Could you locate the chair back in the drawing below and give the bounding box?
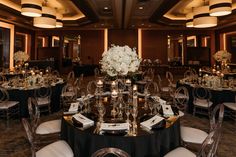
[173,86,189,112]
[192,86,212,100]
[0,74,6,84]
[144,81,160,96]
[166,71,174,83]
[91,147,131,157]
[197,124,222,157]
[21,118,36,157]
[67,71,75,84]
[184,69,194,78]
[87,81,98,95]
[61,84,77,102]
[94,68,100,78]
[27,97,40,131]
[210,103,224,130]
[0,87,9,102]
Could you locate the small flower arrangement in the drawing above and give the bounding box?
[213,50,231,62]
[13,51,29,62]
[100,45,141,77]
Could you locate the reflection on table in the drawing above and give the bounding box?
[61,94,181,157]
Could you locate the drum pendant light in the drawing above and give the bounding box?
[21,0,43,17]
[186,12,194,27]
[34,6,56,28]
[209,0,232,16]
[193,6,217,28]
[56,12,63,28]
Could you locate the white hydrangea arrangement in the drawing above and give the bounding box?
[213,50,231,62]
[100,45,141,77]
[13,51,29,62]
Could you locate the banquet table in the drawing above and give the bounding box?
[5,81,65,117]
[61,112,180,157]
[177,80,236,113]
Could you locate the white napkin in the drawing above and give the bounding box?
[76,94,94,101]
[162,104,174,117]
[68,102,79,112]
[140,115,164,130]
[72,113,94,127]
[100,122,129,131]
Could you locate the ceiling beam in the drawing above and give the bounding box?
[149,0,180,24]
[123,0,135,29]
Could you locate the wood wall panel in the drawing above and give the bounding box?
[36,30,104,65]
[142,30,168,64]
[108,29,138,49]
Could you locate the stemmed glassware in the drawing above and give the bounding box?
[97,105,106,122]
[130,107,138,136]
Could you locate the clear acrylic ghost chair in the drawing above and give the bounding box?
[91,147,131,157]
[172,86,189,117]
[0,87,19,126]
[166,71,176,88]
[164,124,222,157]
[181,103,224,145]
[223,95,236,122]
[87,81,98,95]
[22,118,73,157]
[28,97,61,142]
[192,86,213,118]
[34,86,52,114]
[67,71,75,85]
[73,73,84,96]
[184,69,194,79]
[60,84,78,111]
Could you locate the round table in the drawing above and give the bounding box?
[4,81,65,117]
[61,110,180,157]
[177,81,236,113]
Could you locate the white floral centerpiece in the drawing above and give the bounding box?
[213,50,231,62]
[100,45,141,77]
[14,51,29,62]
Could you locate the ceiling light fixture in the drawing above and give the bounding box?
[186,12,194,27]
[56,12,63,28]
[139,6,144,10]
[193,6,217,28]
[33,6,56,28]
[209,0,232,16]
[21,0,43,17]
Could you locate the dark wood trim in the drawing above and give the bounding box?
[149,0,180,23]
[121,0,126,29]
[71,0,99,23]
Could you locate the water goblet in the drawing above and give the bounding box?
[98,105,106,122]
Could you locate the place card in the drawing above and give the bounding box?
[162,104,174,117]
[72,113,94,128]
[140,115,164,130]
[68,102,79,112]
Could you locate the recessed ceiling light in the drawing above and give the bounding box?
[141,23,144,26]
[139,6,144,10]
[104,7,109,10]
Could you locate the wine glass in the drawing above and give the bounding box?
[148,101,154,115]
[125,105,130,123]
[98,105,106,122]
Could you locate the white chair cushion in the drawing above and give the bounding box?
[164,147,196,157]
[36,140,73,157]
[178,110,185,117]
[224,102,236,111]
[61,92,76,97]
[37,97,50,106]
[162,87,170,92]
[193,98,213,108]
[36,119,61,135]
[0,101,18,109]
[181,126,208,144]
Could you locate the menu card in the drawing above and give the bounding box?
[140,115,164,130]
[72,113,94,127]
[100,122,129,131]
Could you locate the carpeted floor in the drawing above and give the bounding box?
[0,75,235,157]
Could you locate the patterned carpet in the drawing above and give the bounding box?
[0,75,235,157]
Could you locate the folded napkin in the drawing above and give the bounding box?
[68,102,79,112]
[72,113,94,128]
[151,96,166,105]
[162,104,174,117]
[140,115,165,130]
[76,94,94,101]
[100,122,129,131]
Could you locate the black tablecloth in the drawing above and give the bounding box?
[7,83,65,117]
[61,117,180,157]
[177,81,236,113]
